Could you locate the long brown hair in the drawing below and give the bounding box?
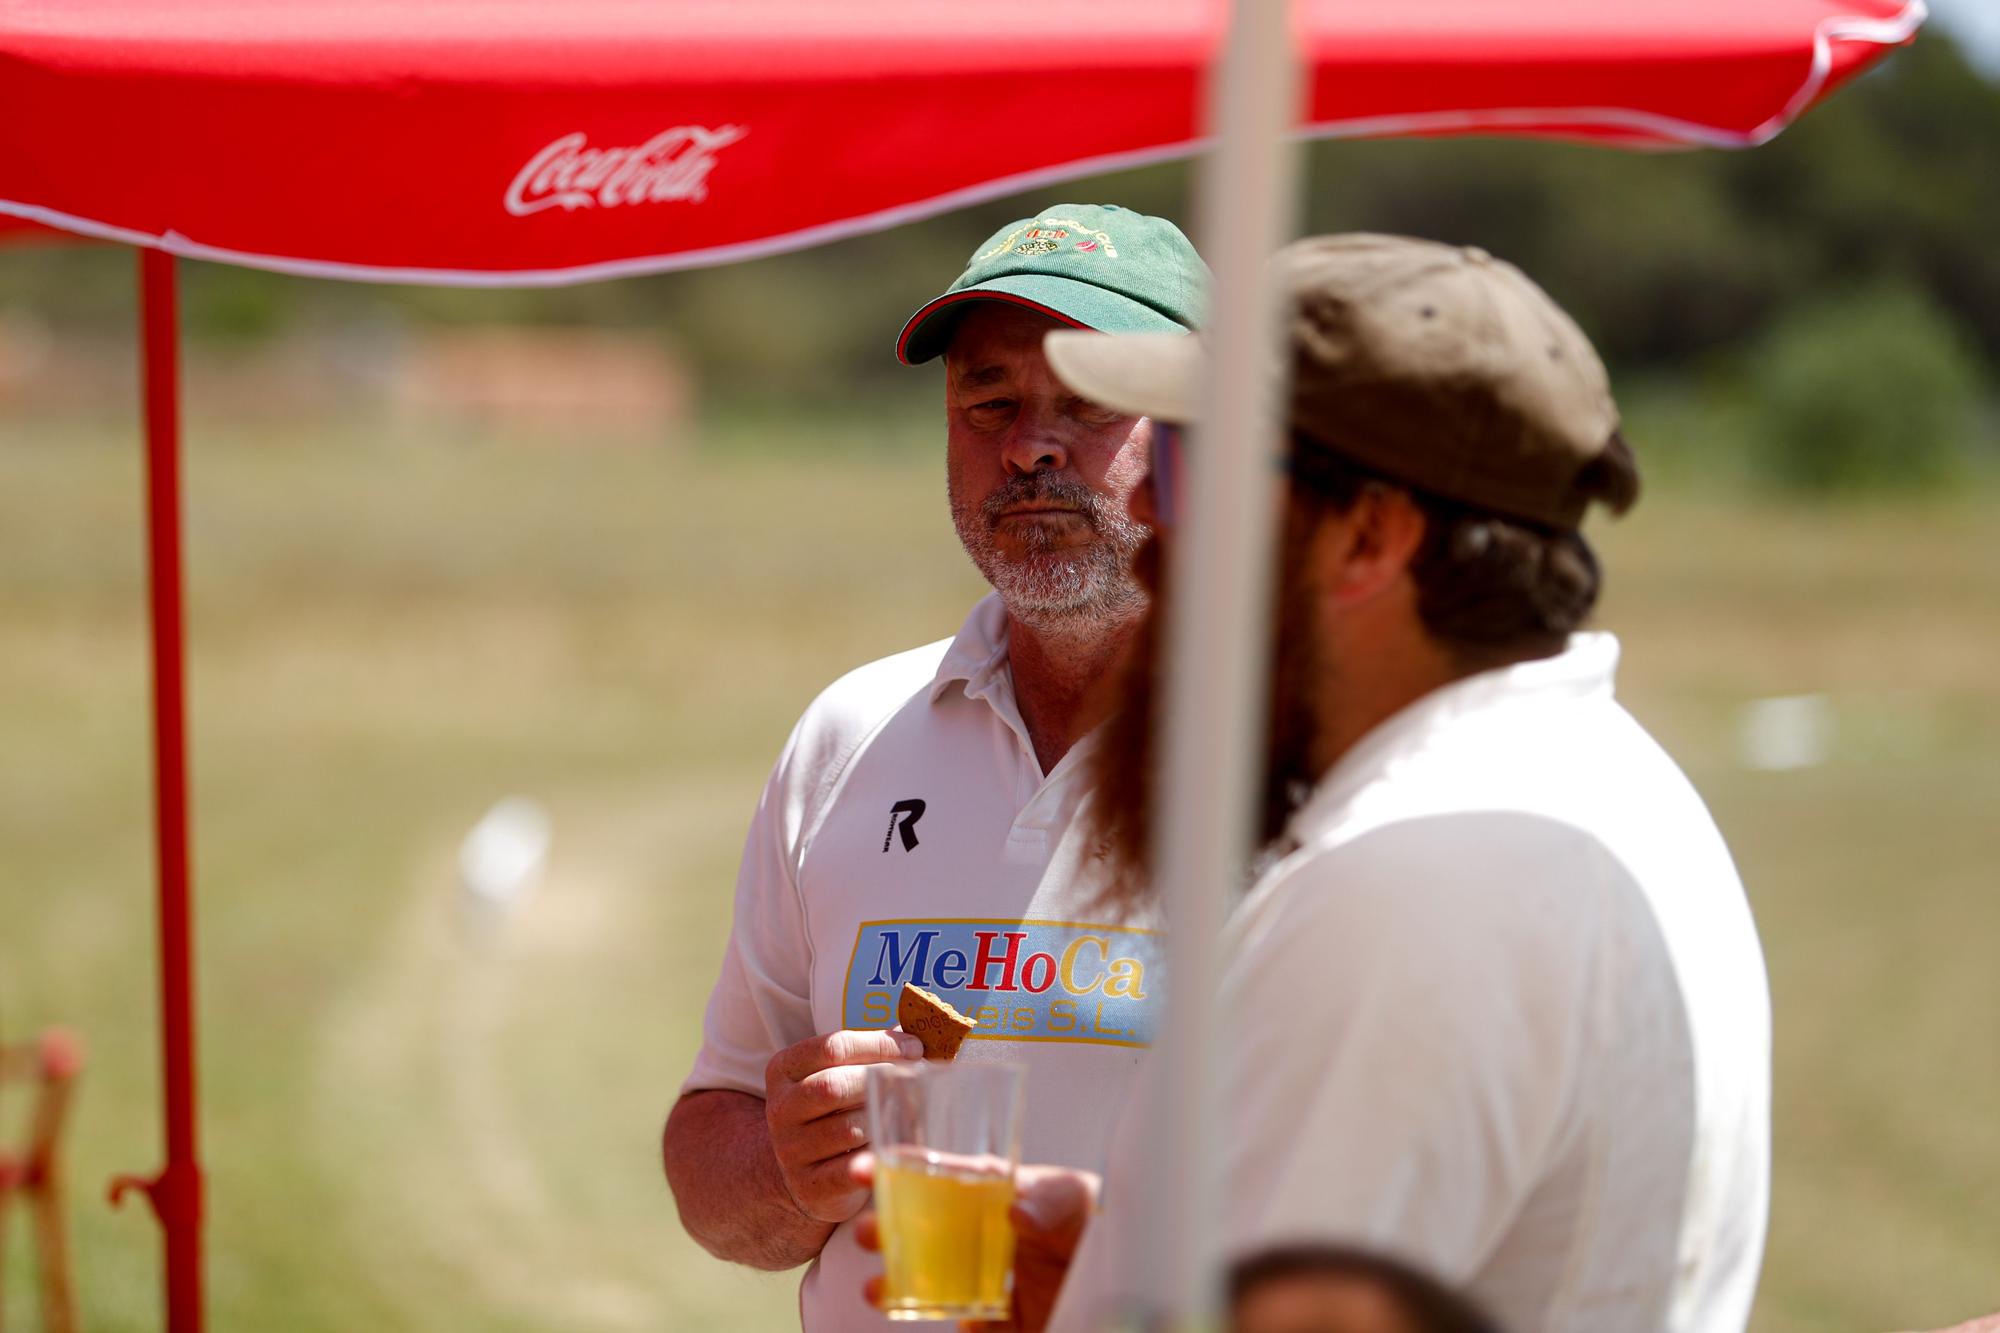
[1086,496,1326,916]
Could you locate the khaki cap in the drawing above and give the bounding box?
[1044,233,1626,530]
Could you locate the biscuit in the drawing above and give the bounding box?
[897,982,977,1061]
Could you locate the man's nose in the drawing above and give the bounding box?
[999,418,1069,476]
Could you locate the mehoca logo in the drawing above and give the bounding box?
[843,920,1161,1048]
[504,126,747,217]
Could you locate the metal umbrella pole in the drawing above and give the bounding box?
[1134,0,1302,1326]
[108,248,206,1333]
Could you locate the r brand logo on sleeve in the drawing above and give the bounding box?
[842,919,1159,1048]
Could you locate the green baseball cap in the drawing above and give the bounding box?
[895,203,1208,365]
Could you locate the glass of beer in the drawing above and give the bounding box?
[866,1061,1026,1322]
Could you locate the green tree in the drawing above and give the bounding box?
[1744,281,1986,493]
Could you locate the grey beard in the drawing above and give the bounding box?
[952,473,1149,627]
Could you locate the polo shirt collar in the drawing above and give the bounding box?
[1283,631,1622,848]
[926,593,1111,791]
[928,591,1014,707]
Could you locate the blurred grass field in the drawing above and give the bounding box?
[2,404,1998,1333]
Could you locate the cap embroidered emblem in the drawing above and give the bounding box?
[975,217,1119,263]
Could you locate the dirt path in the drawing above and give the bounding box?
[311,781,751,1331]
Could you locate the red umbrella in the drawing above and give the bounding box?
[4,0,1920,282]
[0,3,1923,1330]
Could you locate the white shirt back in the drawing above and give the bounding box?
[1050,633,1771,1333]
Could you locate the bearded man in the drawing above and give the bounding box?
[1023,234,1774,1333]
[662,203,1207,1331]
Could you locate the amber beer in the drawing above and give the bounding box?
[866,1062,1027,1322]
[874,1147,1015,1320]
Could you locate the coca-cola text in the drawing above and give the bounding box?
[504,126,747,217]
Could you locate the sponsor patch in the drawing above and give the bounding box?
[843,918,1160,1048]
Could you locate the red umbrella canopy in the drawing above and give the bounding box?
[1,0,1921,285]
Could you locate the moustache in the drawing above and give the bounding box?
[980,474,1105,528]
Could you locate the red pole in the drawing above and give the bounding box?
[115,246,205,1333]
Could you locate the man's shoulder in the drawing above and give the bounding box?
[1227,813,1653,1059]
[1263,809,1631,937]
[793,636,956,749]
[788,596,1004,756]
[752,632,963,853]
[1337,693,1724,870]
[1247,791,1744,1018]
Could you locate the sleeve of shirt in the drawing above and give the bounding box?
[1217,811,1616,1280]
[679,724,822,1100]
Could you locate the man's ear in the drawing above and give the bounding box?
[1314,485,1427,608]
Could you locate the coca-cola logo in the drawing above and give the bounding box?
[505,126,747,217]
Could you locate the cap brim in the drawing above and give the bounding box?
[896,273,1190,365]
[1043,330,1203,422]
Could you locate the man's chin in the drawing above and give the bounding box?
[989,571,1135,624]
[987,548,1085,588]
[993,587,1099,622]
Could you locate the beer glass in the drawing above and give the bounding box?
[865,1061,1026,1322]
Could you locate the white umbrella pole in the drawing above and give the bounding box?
[1133,0,1301,1326]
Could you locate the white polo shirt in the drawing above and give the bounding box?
[683,593,1162,1333]
[1050,633,1771,1333]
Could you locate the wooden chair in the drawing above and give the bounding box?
[0,1030,82,1333]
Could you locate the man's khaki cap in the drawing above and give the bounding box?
[1044,233,1627,530]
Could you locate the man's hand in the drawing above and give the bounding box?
[854,1158,1099,1333]
[997,1164,1098,1332]
[764,1028,926,1224]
